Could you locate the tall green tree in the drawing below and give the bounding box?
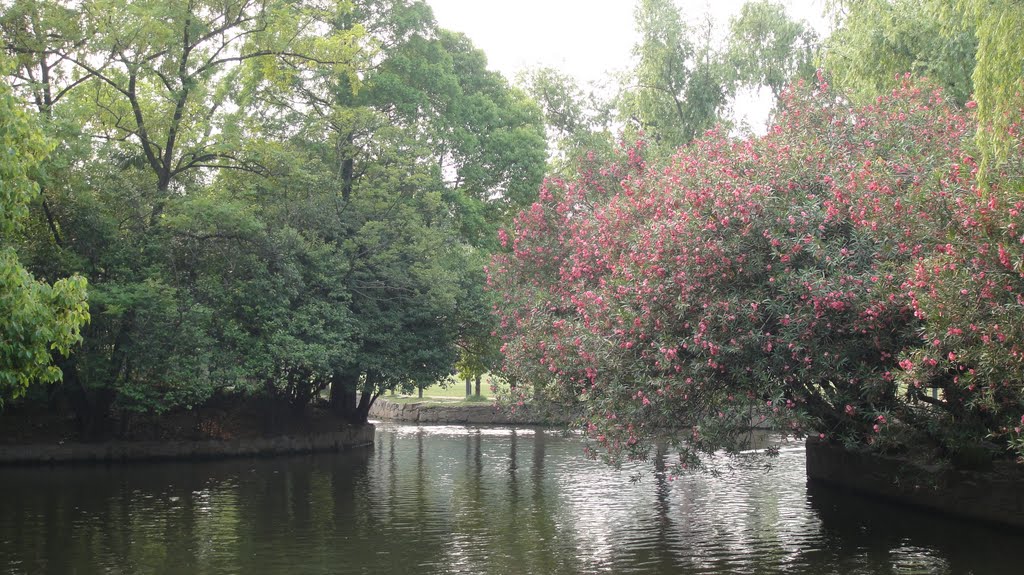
[4,0,363,211]
[232,0,546,423]
[1,0,363,428]
[0,69,88,402]
[825,0,1024,181]
[726,0,817,99]
[823,0,976,106]
[156,155,356,415]
[951,0,1024,179]
[324,4,544,421]
[433,30,547,246]
[1,0,544,431]
[517,66,616,176]
[618,0,730,152]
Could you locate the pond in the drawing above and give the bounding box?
[0,422,1020,574]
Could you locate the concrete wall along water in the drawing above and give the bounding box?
[0,425,374,464]
[369,398,568,425]
[805,437,1024,529]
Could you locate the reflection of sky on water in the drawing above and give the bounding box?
[370,422,1017,575]
[0,422,1020,574]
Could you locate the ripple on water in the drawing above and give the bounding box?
[1,424,1022,575]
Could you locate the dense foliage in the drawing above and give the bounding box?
[825,0,1024,182]
[491,77,1024,467]
[1,61,88,400]
[617,0,815,154]
[5,0,1021,467]
[824,0,976,107]
[0,0,544,431]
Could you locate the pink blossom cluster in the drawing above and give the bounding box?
[490,77,1024,464]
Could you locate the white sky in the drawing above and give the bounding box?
[426,0,833,132]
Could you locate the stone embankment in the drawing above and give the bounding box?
[0,425,374,465]
[805,437,1024,529]
[369,398,567,425]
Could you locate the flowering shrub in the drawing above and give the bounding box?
[491,75,1024,466]
[895,121,1024,462]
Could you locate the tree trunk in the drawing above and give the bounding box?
[474,374,482,397]
[59,357,117,439]
[339,130,355,202]
[341,157,354,201]
[465,374,472,397]
[118,409,132,438]
[352,371,380,424]
[330,369,360,421]
[60,358,90,431]
[40,192,63,247]
[353,392,375,424]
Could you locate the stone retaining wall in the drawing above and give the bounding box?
[805,437,1024,529]
[0,425,374,465]
[369,399,567,425]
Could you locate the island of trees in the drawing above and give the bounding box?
[1,0,548,437]
[2,0,1023,473]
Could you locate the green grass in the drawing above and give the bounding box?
[388,374,507,401]
[382,396,493,406]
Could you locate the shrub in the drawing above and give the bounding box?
[491,75,1024,466]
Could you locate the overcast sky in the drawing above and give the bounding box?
[426,0,833,132]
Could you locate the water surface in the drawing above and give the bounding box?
[0,422,1019,574]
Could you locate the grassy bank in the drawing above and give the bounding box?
[386,374,507,403]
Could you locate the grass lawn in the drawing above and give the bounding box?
[387,374,506,401]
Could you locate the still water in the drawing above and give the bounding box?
[0,422,1020,575]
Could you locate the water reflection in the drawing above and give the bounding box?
[806,482,1014,574]
[0,423,1021,574]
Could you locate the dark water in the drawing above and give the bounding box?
[0,422,1020,575]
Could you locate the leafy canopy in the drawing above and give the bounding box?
[1,67,88,400]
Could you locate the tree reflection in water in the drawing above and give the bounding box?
[0,424,1021,574]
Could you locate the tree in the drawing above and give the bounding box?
[224,0,546,423]
[1,0,545,431]
[433,30,547,247]
[517,66,616,175]
[618,0,730,152]
[726,0,818,99]
[160,172,356,415]
[331,160,463,422]
[1,0,363,427]
[825,0,1024,184]
[492,77,1024,467]
[452,248,503,398]
[951,0,1024,179]
[3,0,363,215]
[0,69,88,402]
[823,0,976,106]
